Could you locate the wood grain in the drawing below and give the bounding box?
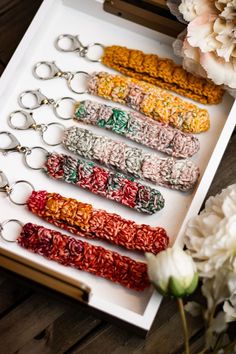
[0,278,32,318]
[206,133,236,198]
[16,309,102,354]
[0,0,42,64]
[0,293,68,353]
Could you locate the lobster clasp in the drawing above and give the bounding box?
[33,61,64,80]
[0,171,10,192]
[8,110,36,130]
[0,131,21,154]
[55,34,85,53]
[18,89,51,110]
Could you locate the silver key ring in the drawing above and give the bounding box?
[0,131,48,170]
[67,71,90,94]
[18,89,77,120]
[52,96,77,120]
[85,42,105,62]
[0,219,23,243]
[0,171,35,206]
[8,110,65,146]
[55,34,105,62]
[33,61,89,95]
[40,122,65,146]
[24,146,48,170]
[9,181,35,206]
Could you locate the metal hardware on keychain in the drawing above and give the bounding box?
[18,89,76,120]
[55,34,105,62]
[0,171,34,205]
[33,61,89,94]
[0,219,24,243]
[8,110,65,146]
[0,131,48,170]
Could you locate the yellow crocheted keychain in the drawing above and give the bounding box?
[55,34,224,105]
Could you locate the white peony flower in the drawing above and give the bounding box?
[170,0,236,90]
[178,0,215,22]
[185,185,236,277]
[146,247,198,297]
[205,184,236,218]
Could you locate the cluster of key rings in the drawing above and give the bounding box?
[0,34,121,240]
[0,171,35,243]
[0,34,104,170]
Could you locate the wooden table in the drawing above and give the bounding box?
[0,1,235,353]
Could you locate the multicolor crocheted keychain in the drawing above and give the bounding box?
[0,219,150,291]
[73,100,200,158]
[7,112,200,192]
[54,34,224,105]
[9,106,200,159]
[0,172,169,254]
[0,132,164,214]
[62,126,200,191]
[32,63,210,134]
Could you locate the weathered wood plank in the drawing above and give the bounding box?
[67,297,203,354]
[0,293,68,354]
[206,133,236,198]
[0,277,32,317]
[0,0,42,64]
[16,308,102,354]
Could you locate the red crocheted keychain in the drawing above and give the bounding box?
[0,219,150,291]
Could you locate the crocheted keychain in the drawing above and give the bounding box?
[32,63,210,134]
[62,126,200,191]
[15,93,201,158]
[0,219,150,291]
[73,99,200,158]
[8,110,200,192]
[0,132,164,214]
[0,172,169,254]
[10,104,200,159]
[55,34,224,105]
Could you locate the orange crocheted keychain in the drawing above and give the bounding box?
[55,34,224,105]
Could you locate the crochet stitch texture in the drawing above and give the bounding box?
[27,190,169,254]
[43,153,165,214]
[62,127,200,191]
[18,222,150,291]
[102,45,224,104]
[87,72,210,134]
[74,100,200,158]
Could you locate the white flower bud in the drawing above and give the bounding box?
[146,247,198,297]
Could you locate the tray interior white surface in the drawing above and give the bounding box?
[0,0,235,330]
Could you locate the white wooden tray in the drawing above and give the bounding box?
[0,0,235,333]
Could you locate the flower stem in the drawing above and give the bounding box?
[177,298,190,354]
